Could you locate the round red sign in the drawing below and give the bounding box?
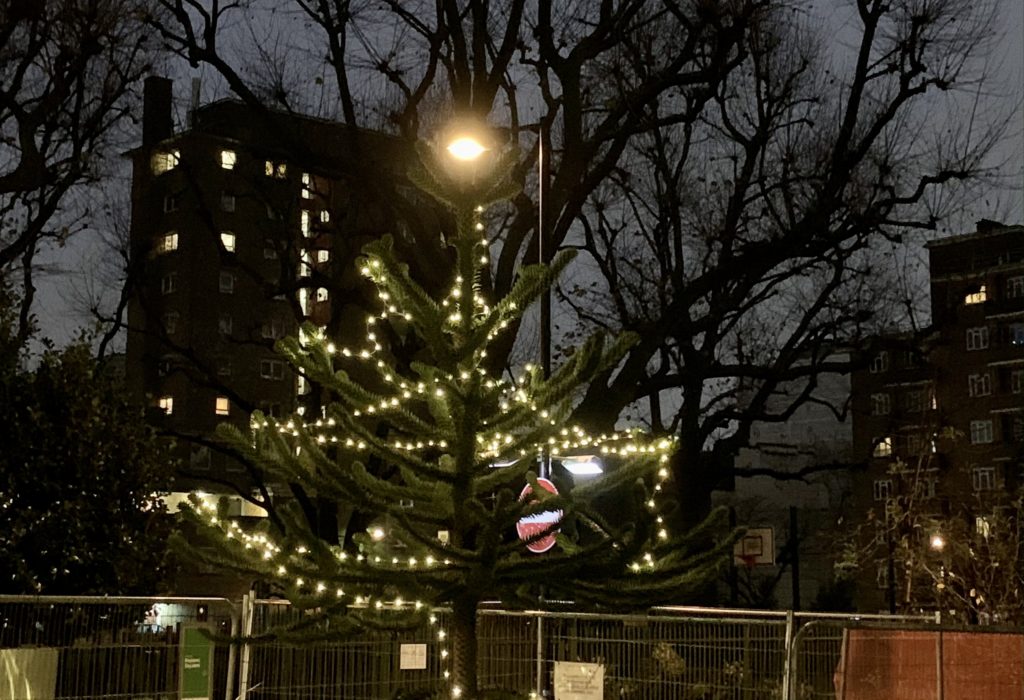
[516,477,562,554]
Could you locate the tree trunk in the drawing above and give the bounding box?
[671,438,717,531]
[451,595,479,698]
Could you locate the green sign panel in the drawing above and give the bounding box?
[180,623,214,700]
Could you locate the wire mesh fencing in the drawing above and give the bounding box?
[239,605,795,700]
[536,610,790,700]
[3,595,1018,700]
[0,595,238,700]
[242,598,450,700]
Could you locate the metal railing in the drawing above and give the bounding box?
[237,604,934,700]
[0,595,238,700]
[7,594,1019,700]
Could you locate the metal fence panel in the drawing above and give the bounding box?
[243,600,449,700]
[537,611,789,700]
[4,595,1015,700]
[0,596,237,700]
[241,606,793,700]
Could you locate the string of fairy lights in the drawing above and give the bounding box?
[193,202,677,699]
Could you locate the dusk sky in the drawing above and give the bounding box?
[28,0,1024,348]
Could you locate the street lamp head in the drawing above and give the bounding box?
[929,533,945,551]
[446,136,489,161]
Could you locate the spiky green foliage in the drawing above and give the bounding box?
[178,142,733,698]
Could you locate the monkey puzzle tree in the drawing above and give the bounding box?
[178,143,733,698]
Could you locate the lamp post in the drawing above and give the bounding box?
[537,124,551,383]
[444,122,553,480]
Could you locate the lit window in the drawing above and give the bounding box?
[297,374,310,395]
[215,397,230,416]
[156,232,178,254]
[162,312,179,335]
[870,393,891,416]
[316,287,329,303]
[869,351,889,373]
[220,232,236,252]
[298,288,310,315]
[301,210,311,237]
[317,249,330,263]
[301,172,312,199]
[163,194,180,213]
[966,326,989,350]
[219,314,233,335]
[220,149,237,170]
[320,209,330,223]
[158,396,174,415]
[151,150,180,174]
[872,479,892,501]
[219,272,235,294]
[161,273,177,295]
[971,466,995,491]
[873,436,892,458]
[968,373,991,397]
[260,359,284,380]
[265,160,287,178]
[221,192,236,212]
[970,420,994,445]
[964,285,987,305]
[1008,276,1024,299]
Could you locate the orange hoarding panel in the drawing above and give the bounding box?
[834,628,1024,700]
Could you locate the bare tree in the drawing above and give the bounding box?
[563,0,1014,527]
[0,0,161,343]
[144,0,1015,533]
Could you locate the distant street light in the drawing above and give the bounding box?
[930,533,945,551]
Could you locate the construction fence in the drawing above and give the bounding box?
[0,595,1020,700]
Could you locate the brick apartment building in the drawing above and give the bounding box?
[851,221,1024,612]
[125,77,427,496]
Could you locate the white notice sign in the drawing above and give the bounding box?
[399,643,427,670]
[554,661,604,700]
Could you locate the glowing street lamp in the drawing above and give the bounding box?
[446,136,489,161]
[930,533,945,552]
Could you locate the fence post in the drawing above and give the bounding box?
[225,600,241,700]
[535,613,544,698]
[781,610,795,700]
[237,591,255,700]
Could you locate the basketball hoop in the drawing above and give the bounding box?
[737,553,758,569]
